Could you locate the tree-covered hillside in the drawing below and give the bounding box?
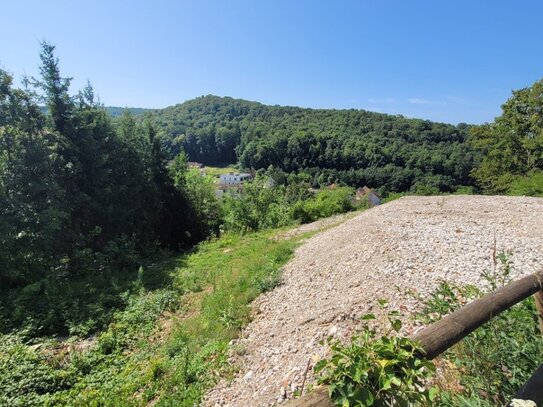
[149,95,479,193]
[470,77,543,195]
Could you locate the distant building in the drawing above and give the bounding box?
[219,172,252,186]
[216,172,253,198]
[356,186,381,207]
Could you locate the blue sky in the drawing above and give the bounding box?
[1,0,542,124]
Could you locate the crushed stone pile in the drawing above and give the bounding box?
[204,196,543,407]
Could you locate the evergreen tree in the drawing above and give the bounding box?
[0,68,68,287]
[0,43,206,335]
[34,41,73,135]
[146,121,195,249]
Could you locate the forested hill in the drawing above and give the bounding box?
[148,95,478,193]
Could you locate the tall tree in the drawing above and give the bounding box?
[146,121,195,249]
[0,68,68,287]
[470,78,543,191]
[34,41,73,135]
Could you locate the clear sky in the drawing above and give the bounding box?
[1,1,542,124]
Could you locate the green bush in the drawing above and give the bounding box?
[315,309,437,407]
[507,172,543,197]
[293,187,354,223]
[453,185,475,195]
[410,183,441,196]
[222,178,355,232]
[222,176,293,233]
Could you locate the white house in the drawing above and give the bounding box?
[216,172,253,198]
[219,172,252,186]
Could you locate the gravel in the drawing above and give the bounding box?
[204,195,543,407]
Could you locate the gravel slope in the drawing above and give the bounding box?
[205,195,543,407]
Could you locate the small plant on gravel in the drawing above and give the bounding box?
[315,308,438,407]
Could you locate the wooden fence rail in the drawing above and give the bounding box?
[286,270,543,407]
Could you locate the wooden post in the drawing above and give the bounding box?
[412,270,543,359]
[285,387,333,407]
[534,291,543,337]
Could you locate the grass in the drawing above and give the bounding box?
[0,227,309,406]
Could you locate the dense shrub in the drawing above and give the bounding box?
[507,172,543,197]
[292,187,355,223]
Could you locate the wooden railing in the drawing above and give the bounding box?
[286,270,543,407]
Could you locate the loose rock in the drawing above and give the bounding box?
[204,196,543,407]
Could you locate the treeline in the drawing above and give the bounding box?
[149,95,478,193]
[470,77,543,195]
[0,43,212,336]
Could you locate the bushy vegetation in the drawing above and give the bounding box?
[316,305,438,407]
[148,96,478,194]
[0,229,304,406]
[221,175,358,233]
[221,176,294,233]
[418,259,543,406]
[293,187,355,223]
[507,172,543,197]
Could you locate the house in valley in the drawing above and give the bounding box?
[356,186,381,207]
[219,172,252,186]
[216,172,253,198]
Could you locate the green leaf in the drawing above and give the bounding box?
[359,387,374,406]
[314,359,327,373]
[391,319,402,332]
[428,386,438,401]
[377,299,388,307]
[377,359,390,369]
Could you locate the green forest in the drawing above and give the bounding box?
[149,96,478,194]
[1,43,543,406]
